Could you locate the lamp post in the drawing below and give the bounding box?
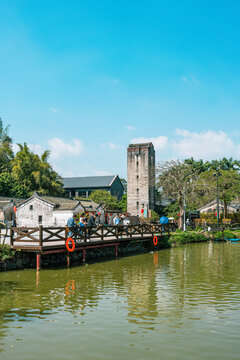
[213,169,222,226]
[183,185,186,231]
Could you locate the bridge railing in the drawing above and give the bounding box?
[10,223,176,250]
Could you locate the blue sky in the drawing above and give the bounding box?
[1,0,240,178]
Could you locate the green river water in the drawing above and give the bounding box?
[0,242,240,360]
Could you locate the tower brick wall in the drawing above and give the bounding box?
[127,142,155,216]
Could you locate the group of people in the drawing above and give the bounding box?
[66,212,130,239]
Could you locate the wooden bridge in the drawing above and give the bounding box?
[10,223,176,270]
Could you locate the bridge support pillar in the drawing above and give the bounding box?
[82,248,86,262]
[115,244,118,257]
[36,253,41,271]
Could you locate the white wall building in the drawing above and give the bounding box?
[16,192,83,227]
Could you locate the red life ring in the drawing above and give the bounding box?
[153,236,158,246]
[66,238,75,252]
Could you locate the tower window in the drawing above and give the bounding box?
[136,201,139,210]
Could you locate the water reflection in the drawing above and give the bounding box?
[0,242,240,358]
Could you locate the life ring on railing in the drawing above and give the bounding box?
[66,238,75,252]
[153,236,158,246]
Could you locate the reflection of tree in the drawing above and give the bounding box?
[1,243,240,350]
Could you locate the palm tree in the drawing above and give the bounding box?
[0,118,14,168]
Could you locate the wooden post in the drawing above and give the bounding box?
[36,253,41,271]
[129,226,132,239]
[82,248,86,262]
[39,225,43,249]
[10,226,14,246]
[101,225,104,241]
[84,228,87,243]
[65,226,68,239]
[116,226,118,240]
[115,244,118,257]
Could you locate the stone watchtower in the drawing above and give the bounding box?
[127,142,155,216]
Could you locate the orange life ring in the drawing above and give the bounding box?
[153,236,158,246]
[66,238,75,252]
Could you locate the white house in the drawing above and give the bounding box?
[0,197,25,227]
[197,199,239,214]
[16,192,84,227]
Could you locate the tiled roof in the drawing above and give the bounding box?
[0,197,25,210]
[17,192,80,211]
[41,196,80,210]
[63,175,117,189]
[78,199,100,211]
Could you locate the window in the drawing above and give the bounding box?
[29,205,33,210]
[136,188,139,197]
[38,216,42,224]
[79,191,86,197]
[136,201,139,210]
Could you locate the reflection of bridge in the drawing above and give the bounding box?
[10,223,176,270]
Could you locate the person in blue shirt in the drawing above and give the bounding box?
[67,214,78,237]
[113,214,120,226]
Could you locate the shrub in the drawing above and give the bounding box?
[212,229,237,239]
[0,244,17,261]
[169,231,207,245]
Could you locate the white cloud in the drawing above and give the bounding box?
[108,142,122,150]
[48,138,84,159]
[50,107,59,113]
[28,144,44,155]
[12,143,43,155]
[95,170,113,176]
[130,136,168,150]
[126,125,135,131]
[173,129,238,159]
[99,142,122,150]
[180,74,200,86]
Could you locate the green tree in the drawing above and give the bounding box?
[0,171,28,198]
[0,118,14,170]
[11,143,64,196]
[197,169,240,218]
[89,190,119,210]
[120,178,127,193]
[118,193,127,212]
[157,160,200,229]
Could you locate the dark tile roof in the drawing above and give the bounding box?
[63,175,117,189]
[0,197,26,210]
[40,196,80,210]
[78,199,100,211]
[17,192,80,211]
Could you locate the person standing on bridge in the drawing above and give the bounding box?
[87,213,97,238]
[67,213,78,237]
[113,214,120,226]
